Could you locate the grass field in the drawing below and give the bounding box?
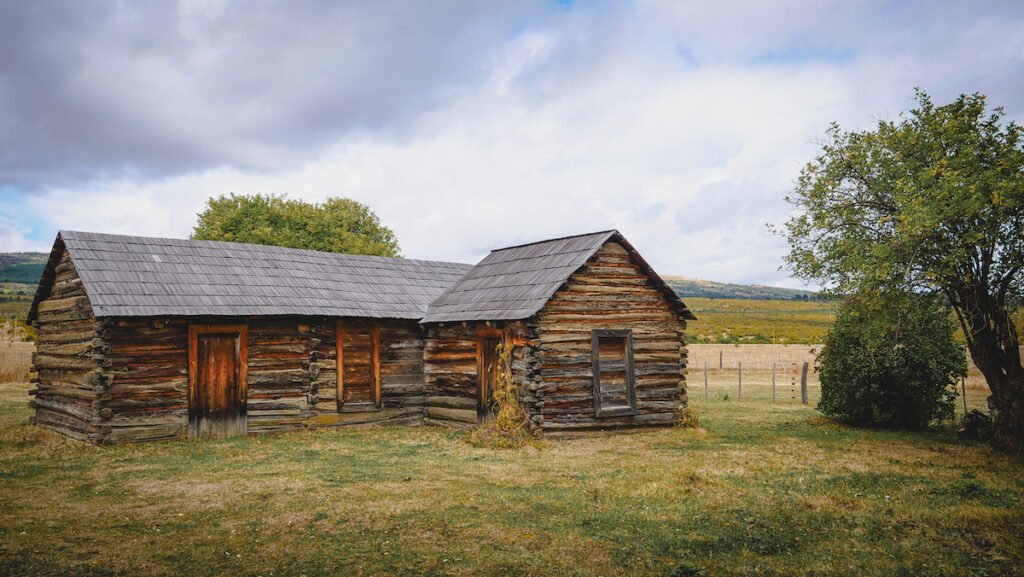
[1,379,1022,577]
[684,298,835,345]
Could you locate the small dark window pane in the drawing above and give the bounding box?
[592,330,636,417]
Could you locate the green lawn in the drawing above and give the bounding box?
[1,381,1022,577]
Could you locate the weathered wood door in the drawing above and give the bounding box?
[189,325,248,439]
[477,335,502,422]
[336,321,381,408]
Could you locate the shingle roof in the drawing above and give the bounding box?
[421,230,695,323]
[28,231,473,321]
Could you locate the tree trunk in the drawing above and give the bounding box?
[949,284,1024,452]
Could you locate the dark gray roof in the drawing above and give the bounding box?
[29,231,473,321]
[421,230,695,323]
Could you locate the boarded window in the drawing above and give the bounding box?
[592,329,636,417]
[337,322,381,409]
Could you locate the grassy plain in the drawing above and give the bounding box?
[685,297,834,344]
[1,380,1022,577]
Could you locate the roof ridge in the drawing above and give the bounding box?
[487,229,618,253]
[59,230,473,268]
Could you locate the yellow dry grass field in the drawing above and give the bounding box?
[0,341,32,383]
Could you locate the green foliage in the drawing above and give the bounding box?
[817,293,966,429]
[0,254,47,285]
[192,194,401,257]
[465,338,535,449]
[781,90,1024,449]
[781,90,1023,300]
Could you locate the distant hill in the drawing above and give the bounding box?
[0,253,47,285]
[663,275,816,300]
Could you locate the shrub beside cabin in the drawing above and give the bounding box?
[27,230,694,444]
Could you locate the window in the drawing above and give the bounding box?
[591,329,636,417]
[336,321,381,410]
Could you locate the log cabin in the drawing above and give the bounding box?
[420,230,695,435]
[27,229,693,444]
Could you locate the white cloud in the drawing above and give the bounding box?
[8,1,1024,289]
[0,215,47,252]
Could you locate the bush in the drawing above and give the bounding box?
[677,406,700,429]
[817,293,965,429]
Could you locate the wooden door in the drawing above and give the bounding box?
[336,321,381,408]
[477,334,502,422]
[189,325,247,438]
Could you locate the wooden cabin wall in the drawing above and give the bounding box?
[535,240,688,435]
[422,324,477,428]
[245,318,312,433]
[100,318,188,443]
[89,317,313,443]
[308,319,425,428]
[28,248,105,443]
[422,321,540,429]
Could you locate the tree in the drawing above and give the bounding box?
[817,292,965,429]
[780,91,1024,450]
[192,194,401,257]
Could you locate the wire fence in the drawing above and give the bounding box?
[685,344,1007,417]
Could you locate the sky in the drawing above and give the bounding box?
[1,0,1022,288]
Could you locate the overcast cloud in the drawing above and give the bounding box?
[1,0,1022,287]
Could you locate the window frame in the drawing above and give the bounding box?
[591,329,637,418]
[336,320,381,411]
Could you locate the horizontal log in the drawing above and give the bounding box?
[426,406,477,423]
[32,353,93,371]
[426,395,477,409]
[248,369,307,386]
[36,295,91,314]
[308,407,422,427]
[32,395,97,423]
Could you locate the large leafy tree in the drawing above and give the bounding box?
[192,194,401,257]
[781,91,1024,450]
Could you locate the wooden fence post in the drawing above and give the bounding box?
[703,362,709,400]
[738,361,742,401]
[771,362,776,403]
[719,350,723,369]
[800,362,809,404]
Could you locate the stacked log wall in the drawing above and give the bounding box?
[101,318,188,443]
[28,249,105,443]
[423,324,479,428]
[422,321,539,429]
[308,319,425,428]
[535,240,688,435]
[97,317,314,443]
[245,318,312,433]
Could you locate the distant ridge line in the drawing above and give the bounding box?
[663,275,816,300]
